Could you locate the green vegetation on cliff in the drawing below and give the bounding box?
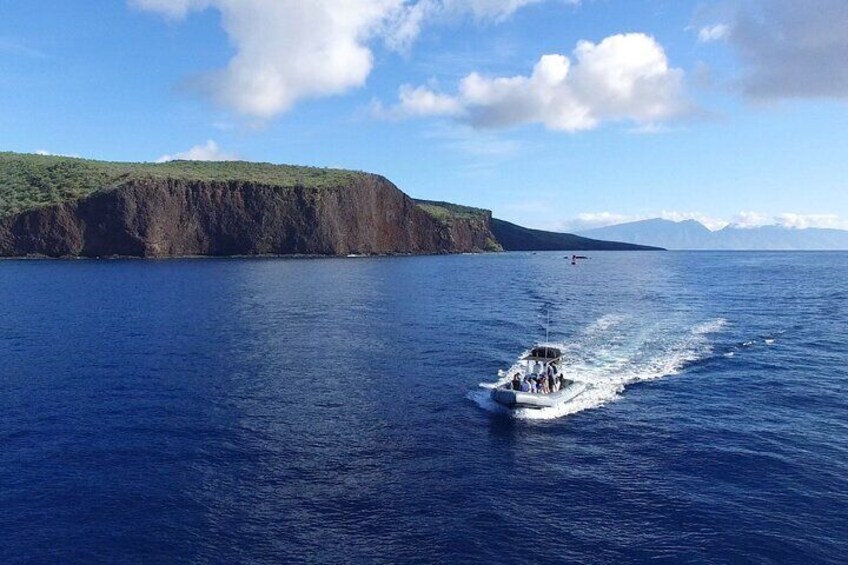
[0,152,364,217]
[413,199,489,221]
[414,199,501,252]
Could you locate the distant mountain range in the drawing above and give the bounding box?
[578,218,848,250]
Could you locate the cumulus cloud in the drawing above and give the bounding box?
[132,0,556,117]
[134,0,405,118]
[156,140,238,163]
[383,33,687,131]
[722,0,848,100]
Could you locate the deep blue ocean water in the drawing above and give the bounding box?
[1,251,846,563]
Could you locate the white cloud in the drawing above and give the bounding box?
[384,33,687,131]
[134,0,405,118]
[724,0,848,100]
[774,213,848,230]
[729,211,771,228]
[697,24,729,43]
[435,0,554,21]
[657,211,728,231]
[396,84,465,117]
[383,1,547,50]
[156,140,238,162]
[133,0,556,118]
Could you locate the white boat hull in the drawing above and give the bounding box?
[491,382,587,410]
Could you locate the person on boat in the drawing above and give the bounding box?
[547,372,557,393]
[519,378,531,393]
[511,373,522,390]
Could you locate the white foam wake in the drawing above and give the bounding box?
[469,316,727,420]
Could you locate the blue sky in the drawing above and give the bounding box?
[1,0,846,231]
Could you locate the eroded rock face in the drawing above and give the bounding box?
[0,175,498,258]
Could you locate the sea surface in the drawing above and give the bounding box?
[1,251,846,563]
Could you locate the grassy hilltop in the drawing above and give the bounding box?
[0,153,485,229]
[0,152,366,218]
[413,199,490,221]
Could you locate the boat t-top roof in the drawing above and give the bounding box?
[523,345,563,362]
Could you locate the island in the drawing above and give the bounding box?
[0,152,660,258]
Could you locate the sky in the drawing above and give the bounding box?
[1,0,847,231]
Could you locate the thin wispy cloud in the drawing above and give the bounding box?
[424,124,523,157]
[697,24,729,43]
[0,38,46,59]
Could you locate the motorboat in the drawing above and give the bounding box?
[487,345,587,410]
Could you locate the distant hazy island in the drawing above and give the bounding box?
[579,218,848,251]
[0,152,658,258]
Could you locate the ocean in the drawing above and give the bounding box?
[1,251,846,563]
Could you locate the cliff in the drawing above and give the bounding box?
[0,153,498,258]
[414,200,501,253]
[0,152,657,258]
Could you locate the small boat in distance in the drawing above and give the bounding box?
[487,345,587,410]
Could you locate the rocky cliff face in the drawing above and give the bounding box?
[0,175,498,258]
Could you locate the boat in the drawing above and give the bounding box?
[487,345,588,410]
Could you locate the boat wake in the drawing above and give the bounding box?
[469,315,728,420]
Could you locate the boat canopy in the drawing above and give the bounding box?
[523,346,563,362]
